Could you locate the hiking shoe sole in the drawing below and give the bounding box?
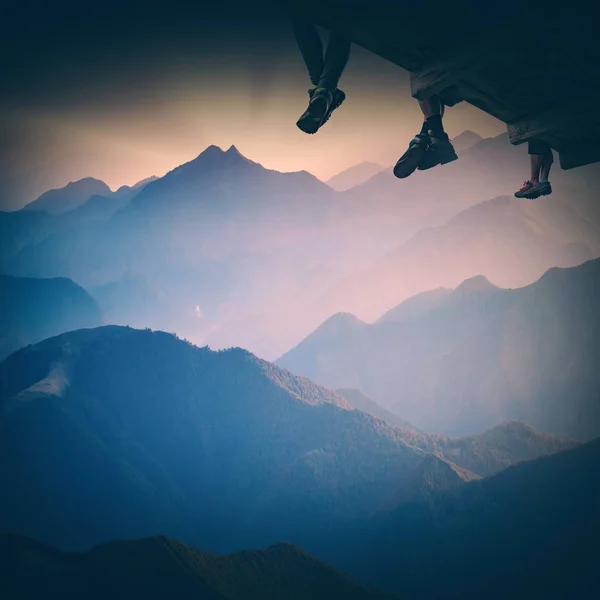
[296,90,346,135]
[393,135,430,179]
[521,184,552,199]
[418,145,458,171]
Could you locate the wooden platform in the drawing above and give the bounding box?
[281,0,600,169]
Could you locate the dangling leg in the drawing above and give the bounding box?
[515,141,553,199]
[394,95,456,179]
[318,31,351,91]
[292,17,324,87]
[417,96,457,171]
[294,23,351,134]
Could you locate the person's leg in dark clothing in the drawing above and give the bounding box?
[292,18,324,87]
[292,17,351,134]
[417,97,457,171]
[393,95,457,179]
[318,31,351,90]
[515,141,553,199]
[540,150,553,182]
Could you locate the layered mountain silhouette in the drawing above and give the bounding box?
[321,192,599,321]
[89,273,188,332]
[326,162,387,191]
[347,439,600,600]
[0,273,101,360]
[0,325,474,554]
[4,145,350,342]
[336,389,575,476]
[376,287,453,324]
[0,535,397,600]
[0,175,155,273]
[336,388,420,432]
[279,259,600,439]
[22,177,111,214]
[5,135,600,360]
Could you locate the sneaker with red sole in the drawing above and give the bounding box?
[514,179,552,199]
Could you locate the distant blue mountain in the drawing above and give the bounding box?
[22,177,111,214]
[0,273,101,360]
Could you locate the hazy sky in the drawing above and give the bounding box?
[1,0,505,210]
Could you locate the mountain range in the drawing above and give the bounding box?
[346,438,600,599]
[3,133,600,361]
[2,146,354,348]
[0,325,576,556]
[0,175,155,274]
[279,258,600,440]
[320,192,599,321]
[337,389,576,476]
[0,535,397,600]
[0,325,455,554]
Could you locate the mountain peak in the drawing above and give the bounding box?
[319,312,366,333]
[22,177,111,214]
[226,144,243,156]
[197,144,225,158]
[451,130,485,153]
[187,143,250,167]
[452,130,483,143]
[453,274,498,295]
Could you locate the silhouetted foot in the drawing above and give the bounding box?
[417,132,458,171]
[393,133,430,179]
[296,87,346,134]
[515,179,552,199]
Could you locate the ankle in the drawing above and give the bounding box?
[425,114,444,136]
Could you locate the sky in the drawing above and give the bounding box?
[1,0,505,210]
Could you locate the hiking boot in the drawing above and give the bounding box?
[393,133,430,179]
[296,87,346,134]
[417,132,458,171]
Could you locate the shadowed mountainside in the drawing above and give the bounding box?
[346,438,600,600]
[279,259,600,439]
[0,325,473,555]
[0,273,102,360]
[337,389,576,477]
[0,534,398,600]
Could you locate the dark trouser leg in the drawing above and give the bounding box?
[419,95,442,119]
[292,17,324,86]
[317,31,351,90]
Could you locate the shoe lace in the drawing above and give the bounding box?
[519,180,531,191]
